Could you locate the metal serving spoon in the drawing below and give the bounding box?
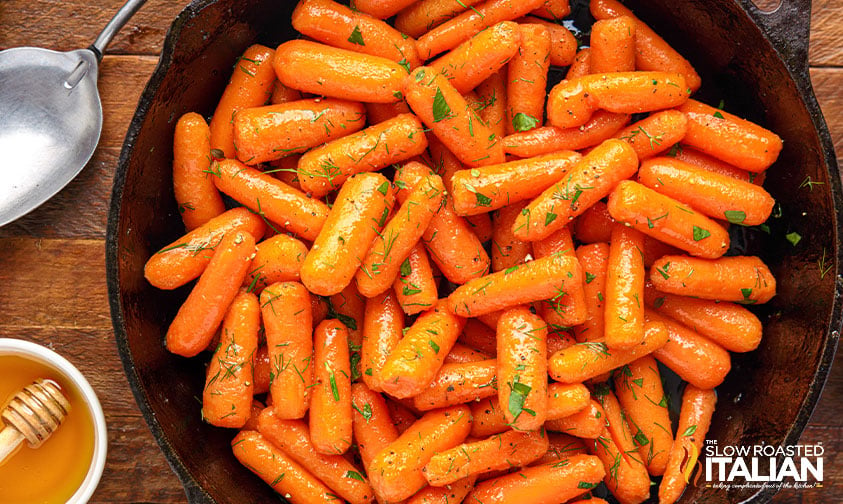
[0,0,147,227]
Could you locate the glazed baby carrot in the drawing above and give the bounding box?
[547,71,689,129]
[431,21,521,94]
[351,383,400,471]
[548,320,669,383]
[145,207,265,290]
[368,405,472,502]
[531,225,574,260]
[404,67,505,168]
[659,386,716,504]
[274,40,407,103]
[298,113,428,198]
[386,398,420,434]
[444,342,492,364]
[646,311,732,390]
[231,431,337,504]
[546,328,576,354]
[503,111,630,158]
[242,234,308,293]
[590,426,651,504]
[292,0,421,67]
[253,345,270,395]
[497,307,548,430]
[574,242,610,342]
[406,476,476,504]
[491,203,533,272]
[544,400,606,439]
[517,16,578,67]
[512,139,639,241]
[679,99,783,172]
[257,410,375,504]
[233,98,366,165]
[650,254,776,304]
[475,71,508,140]
[606,180,730,259]
[448,252,583,317]
[208,44,276,158]
[213,159,329,241]
[270,80,302,105]
[300,172,391,296]
[450,150,582,216]
[469,397,508,437]
[202,290,259,428]
[590,0,702,92]
[465,455,605,504]
[459,319,498,356]
[394,0,485,38]
[355,0,417,18]
[673,145,763,185]
[329,282,366,349]
[566,48,591,80]
[361,291,404,392]
[423,429,549,486]
[412,359,498,411]
[166,231,255,357]
[310,320,353,455]
[604,224,646,350]
[531,0,570,20]
[365,100,413,125]
[545,382,591,420]
[597,390,653,503]
[506,23,551,135]
[590,16,636,73]
[533,433,588,465]
[357,173,445,297]
[173,113,225,230]
[260,281,313,419]
[269,155,303,190]
[242,399,266,431]
[394,242,439,314]
[614,110,688,160]
[379,301,465,398]
[638,156,775,225]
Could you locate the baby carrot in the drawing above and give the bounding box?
[546,328,577,354]
[566,48,591,79]
[465,455,606,504]
[673,145,763,185]
[517,16,578,67]
[606,180,730,259]
[497,307,548,430]
[450,150,582,216]
[531,0,570,20]
[365,100,413,125]
[444,343,492,364]
[202,290,259,428]
[590,426,651,504]
[546,382,591,420]
[394,242,439,314]
[208,44,276,158]
[570,499,609,504]
[301,172,391,296]
[292,0,421,68]
[310,320,353,455]
[492,203,533,272]
[298,113,428,198]
[448,252,583,317]
[361,291,404,392]
[242,399,266,431]
[597,390,653,501]
[614,110,689,160]
[379,301,465,398]
[242,234,308,293]
[590,0,702,92]
[503,111,630,158]
[269,155,303,190]
[531,225,575,260]
[679,99,783,172]
[233,98,366,165]
[590,16,636,73]
[406,476,476,504]
[261,281,313,419]
[274,40,407,103]
[459,319,498,356]
[650,254,776,304]
[469,397,508,437]
[213,159,329,241]
[270,80,302,105]
[257,410,375,504]
[173,113,225,230]
[355,0,417,18]
[357,174,446,297]
[512,139,639,241]
[604,224,646,350]
[412,359,498,411]
[351,383,400,471]
[659,386,716,504]
[544,400,606,439]
[646,311,732,390]
[329,282,367,350]
[475,71,508,140]
[166,231,255,357]
[424,429,549,486]
[231,431,337,503]
[548,320,669,383]
[574,242,610,342]
[368,405,472,502]
[386,399,420,434]
[394,0,485,38]
[506,23,552,135]
[639,156,775,225]
[404,67,505,168]
[533,433,588,465]
[253,345,270,395]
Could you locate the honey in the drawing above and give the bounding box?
[0,354,95,504]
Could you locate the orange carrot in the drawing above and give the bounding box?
[491,203,533,272]
[496,307,548,430]
[444,342,492,364]
[261,281,313,419]
[673,145,763,185]
[531,225,574,260]
[274,39,407,103]
[531,230,588,339]
[268,155,303,190]
[355,0,418,19]
[329,282,367,350]
[531,0,570,20]
[512,139,639,241]
[361,291,404,392]
[475,70,509,140]
[469,397,508,437]
[466,213,494,243]
[574,242,610,342]
[213,159,329,241]
[310,320,353,455]
[270,80,303,105]
[590,16,636,74]
[546,328,577,354]
[590,426,651,504]
[569,498,610,504]
[300,172,391,296]
[503,111,630,158]
[368,405,472,502]
[606,180,730,259]
[604,224,646,350]
[544,382,589,420]
[298,113,428,197]
[253,345,271,395]
[566,48,591,79]
[208,44,276,158]
[173,112,225,230]
[202,290,259,428]
[386,399,420,434]
[532,433,588,465]
[506,23,552,135]
[394,242,439,314]
[649,254,776,304]
[351,383,400,471]
[166,231,255,357]
[242,234,308,293]
[614,110,688,160]
[659,386,716,504]
[231,431,337,503]
[412,359,498,411]
[365,100,413,125]
[404,67,505,168]
[574,201,613,245]
[459,319,498,356]
[544,400,606,439]
[406,476,476,504]
[242,399,266,432]
[394,0,486,38]
[517,16,578,67]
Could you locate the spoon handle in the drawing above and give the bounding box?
[90,0,149,59]
[0,427,25,467]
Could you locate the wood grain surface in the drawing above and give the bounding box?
[0,1,839,502]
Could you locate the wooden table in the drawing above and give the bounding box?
[0,1,840,502]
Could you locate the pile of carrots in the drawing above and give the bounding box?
[143,0,782,502]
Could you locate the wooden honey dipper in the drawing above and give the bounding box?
[0,379,71,466]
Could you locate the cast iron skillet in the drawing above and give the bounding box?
[106,0,841,502]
